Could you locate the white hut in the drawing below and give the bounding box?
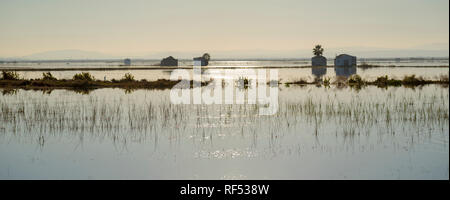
[124,58,131,66]
[334,54,356,67]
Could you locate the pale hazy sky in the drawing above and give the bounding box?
[0,0,448,57]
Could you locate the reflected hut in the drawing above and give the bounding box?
[334,66,356,78]
[312,67,327,78]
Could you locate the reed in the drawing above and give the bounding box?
[121,73,135,82]
[0,70,448,92]
[42,72,57,81]
[1,71,20,80]
[73,72,95,81]
[0,85,447,151]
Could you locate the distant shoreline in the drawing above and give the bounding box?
[0,65,449,72]
[0,57,448,63]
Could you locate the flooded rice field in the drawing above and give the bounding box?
[0,81,448,179]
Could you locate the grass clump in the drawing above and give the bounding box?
[73,72,95,81]
[42,72,57,81]
[237,77,251,88]
[348,74,363,85]
[374,75,401,87]
[286,78,308,85]
[358,63,380,69]
[121,73,135,82]
[402,75,425,85]
[1,71,20,80]
[439,74,449,83]
[323,77,330,86]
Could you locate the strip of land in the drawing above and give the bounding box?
[0,70,448,92]
[0,75,448,91]
[285,74,449,87]
[0,65,448,71]
[0,79,185,90]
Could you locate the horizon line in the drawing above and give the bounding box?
[1,56,449,63]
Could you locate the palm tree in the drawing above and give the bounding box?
[313,45,324,56]
[202,53,211,61]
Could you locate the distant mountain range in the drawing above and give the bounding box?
[16,49,115,60]
[1,44,448,61]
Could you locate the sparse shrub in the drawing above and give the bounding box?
[374,75,400,86]
[348,74,363,85]
[73,88,93,95]
[402,75,424,85]
[73,72,94,81]
[237,77,250,86]
[42,72,57,81]
[439,74,449,83]
[121,73,135,82]
[375,75,388,85]
[2,88,18,95]
[292,78,308,84]
[323,77,330,86]
[1,71,20,80]
[359,63,377,69]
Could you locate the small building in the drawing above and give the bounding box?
[311,55,327,67]
[334,54,356,67]
[160,56,178,66]
[193,57,208,66]
[124,58,131,66]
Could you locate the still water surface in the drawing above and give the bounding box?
[0,82,448,179]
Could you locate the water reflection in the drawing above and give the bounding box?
[1,89,18,95]
[311,67,327,78]
[0,85,448,179]
[334,66,357,78]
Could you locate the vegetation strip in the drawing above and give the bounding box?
[285,74,449,87]
[0,71,204,90]
[0,71,449,91]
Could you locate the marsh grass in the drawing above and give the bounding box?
[0,71,214,92]
[284,74,448,88]
[348,74,363,85]
[73,72,95,81]
[42,72,57,81]
[121,73,135,82]
[323,77,331,86]
[1,71,20,80]
[285,78,308,86]
[0,85,447,154]
[358,63,381,69]
[0,69,448,92]
[236,77,251,89]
